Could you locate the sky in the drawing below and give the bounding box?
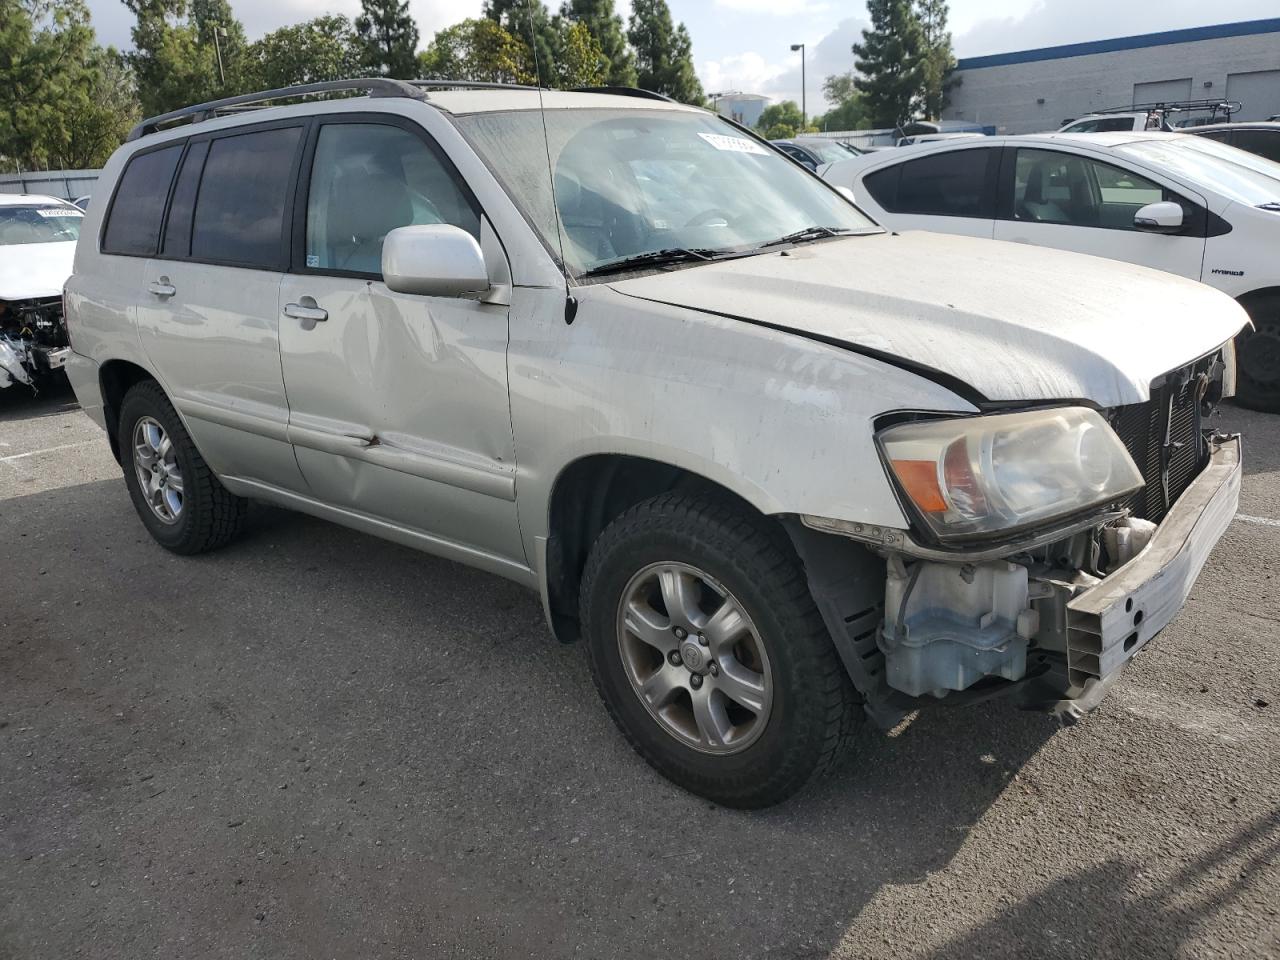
[83,0,1280,112]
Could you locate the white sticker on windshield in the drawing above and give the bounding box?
[37,207,81,218]
[698,133,769,156]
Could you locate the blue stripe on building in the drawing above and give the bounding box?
[956,17,1280,71]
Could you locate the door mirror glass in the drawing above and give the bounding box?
[1133,201,1184,233]
[382,224,490,297]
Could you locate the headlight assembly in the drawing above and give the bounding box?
[878,407,1143,541]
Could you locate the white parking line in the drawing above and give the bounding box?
[0,441,98,464]
[1237,515,1280,528]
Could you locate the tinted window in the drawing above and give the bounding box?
[102,145,182,256]
[889,148,993,217]
[160,140,210,258]
[1232,130,1280,164]
[1194,129,1233,145]
[864,165,900,209]
[191,127,301,268]
[1012,149,1177,230]
[1066,117,1137,133]
[305,123,479,275]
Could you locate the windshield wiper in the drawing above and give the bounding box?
[756,226,856,249]
[580,247,724,278]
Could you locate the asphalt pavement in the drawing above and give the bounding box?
[1,380,1277,960]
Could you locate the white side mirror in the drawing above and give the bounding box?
[1133,201,1184,234]
[382,224,490,297]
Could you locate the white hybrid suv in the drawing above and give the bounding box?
[64,80,1247,807]
[822,132,1280,411]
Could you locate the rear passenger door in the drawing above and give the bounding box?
[992,147,1207,282]
[861,146,999,238]
[276,116,523,565]
[136,120,309,493]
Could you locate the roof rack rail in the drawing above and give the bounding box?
[569,86,676,103]
[409,79,543,92]
[127,77,426,141]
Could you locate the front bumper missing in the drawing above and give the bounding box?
[1064,434,1241,692]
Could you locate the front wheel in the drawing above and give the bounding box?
[1235,295,1280,412]
[580,494,859,808]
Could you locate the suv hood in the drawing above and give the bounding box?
[0,241,75,300]
[609,231,1248,407]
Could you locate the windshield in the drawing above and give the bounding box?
[0,204,83,246]
[1118,137,1280,206]
[456,108,876,277]
[796,139,859,163]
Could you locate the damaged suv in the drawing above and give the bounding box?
[64,81,1246,807]
[0,194,80,390]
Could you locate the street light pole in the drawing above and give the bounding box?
[790,43,806,130]
[212,25,227,87]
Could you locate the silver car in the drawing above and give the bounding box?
[64,80,1247,807]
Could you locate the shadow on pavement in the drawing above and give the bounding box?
[1,476,1061,959]
[0,376,78,423]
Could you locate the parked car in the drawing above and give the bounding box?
[1058,100,1239,135]
[823,132,1280,410]
[72,194,92,210]
[0,193,80,389]
[1185,121,1280,164]
[1058,112,1165,134]
[896,132,985,147]
[770,137,862,171]
[65,80,1246,807]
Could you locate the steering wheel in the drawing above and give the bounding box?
[683,208,734,228]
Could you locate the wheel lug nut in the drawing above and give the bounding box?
[709,661,719,676]
[668,651,682,666]
[698,633,708,646]
[689,674,703,690]
[673,626,687,640]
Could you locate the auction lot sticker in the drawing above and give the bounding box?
[698,133,770,156]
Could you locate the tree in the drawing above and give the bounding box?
[627,0,703,105]
[916,0,955,120]
[124,0,250,115]
[554,19,606,88]
[244,15,360,90]
[1,0,139,168]
[559,0,634,87]
[815,71,868,132]
[755,100,806,140]
[419,18,534,84]
[852,0,925,128]
[355,0,419,79]
[483,0,556,83]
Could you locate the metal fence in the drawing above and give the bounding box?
[0,169,100,201]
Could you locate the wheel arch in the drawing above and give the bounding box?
[99,358,159,463]
[1236,285,1280,312]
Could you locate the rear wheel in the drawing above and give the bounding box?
[1235,294,1280,412]
[580,493,859,808]
[117,380,247,554]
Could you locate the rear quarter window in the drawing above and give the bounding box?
[101,145,183,256]
[873,148,996,218]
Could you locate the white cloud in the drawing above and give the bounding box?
[711,0,830,13]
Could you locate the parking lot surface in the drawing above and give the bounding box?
[2,381,1278,960]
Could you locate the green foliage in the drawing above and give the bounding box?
[627,0,702,105]
[917,0,955,120]
[0,0,139,169]
[243,16,360,90]
[554,19,607,88]
[124,0,251,116]
[852,0,925,128]
[483,0,557,83]
[559,0,634,87]
[755,100,806,140]
[419,18,534,85]
[814,72,868,132]
[355,0,419,79]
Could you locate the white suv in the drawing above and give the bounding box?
[65,80,1247,807]
[822,131,1280,410]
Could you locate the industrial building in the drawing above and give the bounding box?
[944,18,1280,134]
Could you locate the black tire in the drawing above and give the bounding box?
[580,493,859,808]
[117,380,247,554]
[1235,294,1280,413]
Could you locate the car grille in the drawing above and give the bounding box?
[1109,357,1217,524]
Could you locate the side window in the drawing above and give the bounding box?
[160,140,210,259]
[863,165,900,209]
[890,148,994,217]
[101,145,183,256]
[305,123,480,276]
[1195,129,1233,145]
[1233,130,1280,164]
[191,126,302,268]
[1012,149,1177,230]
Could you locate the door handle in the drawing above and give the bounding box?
[283,300,328,324]
[147,278,176,298]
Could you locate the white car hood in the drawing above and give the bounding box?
[0,241,75,300]
[610,231,1248,407]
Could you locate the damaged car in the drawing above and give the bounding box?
[64,81,1247,808]
[0,194,79,390]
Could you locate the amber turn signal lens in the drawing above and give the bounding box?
[890,459,948,513]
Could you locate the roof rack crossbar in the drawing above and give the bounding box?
[1090,98,1242,116]
[126,77,426,141]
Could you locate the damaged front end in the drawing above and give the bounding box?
[0,296,71,390]
[796,349,1241,727]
